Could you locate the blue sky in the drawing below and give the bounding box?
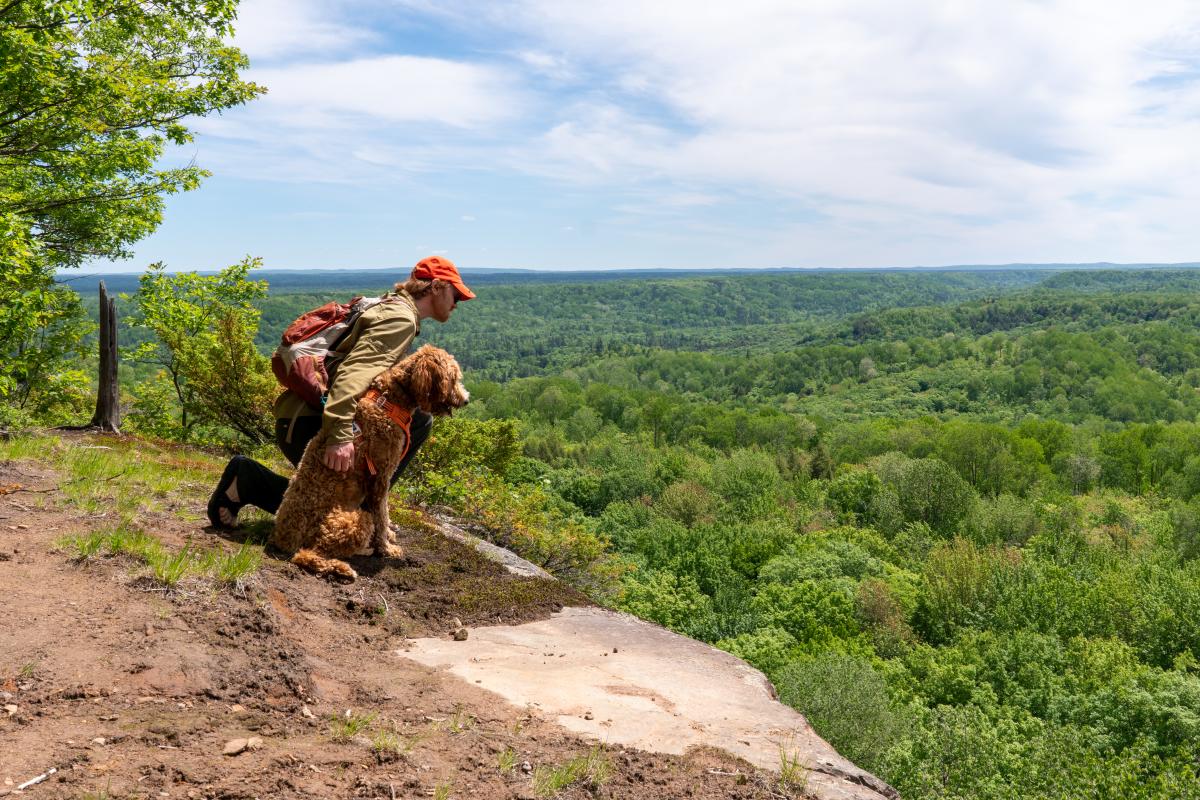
[88,0,1200,273]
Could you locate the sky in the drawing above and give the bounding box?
[89,0,1200,273]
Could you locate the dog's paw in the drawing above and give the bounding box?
[375,543,404,560]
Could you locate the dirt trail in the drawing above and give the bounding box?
[0,445,816,799]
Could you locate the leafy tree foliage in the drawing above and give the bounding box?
[83,265,1200,797]
[0,261,90,420]
[1,0,261,269]
[127,260,273,442]
[0,0,260,426]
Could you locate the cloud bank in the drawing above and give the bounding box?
[175,0,1200,267]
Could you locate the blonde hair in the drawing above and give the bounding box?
[395,277,452,300]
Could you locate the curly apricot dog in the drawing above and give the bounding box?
[270,345,469,580]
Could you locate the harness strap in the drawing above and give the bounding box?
[357,388,414,475]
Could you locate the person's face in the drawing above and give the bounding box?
[430,283,459,322]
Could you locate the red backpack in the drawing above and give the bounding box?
[270,295,395,408]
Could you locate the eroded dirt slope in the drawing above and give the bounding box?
[0,438,811,799]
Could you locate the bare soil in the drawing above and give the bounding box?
[0,439,807,799]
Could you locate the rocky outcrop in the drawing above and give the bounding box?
[402,517,898,800]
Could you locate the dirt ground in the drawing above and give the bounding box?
[0,439,810,799]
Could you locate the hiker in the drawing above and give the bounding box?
[206,256,475,529]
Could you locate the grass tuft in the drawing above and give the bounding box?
[371,727,421,757]
[150,545,195,587]
[57,519,262,590]
[435,706,476,735]
[329,710,377,743]
[778,740,810,792]
[204,541,263,586]
[498,746,518,775]
[532,745,612,797]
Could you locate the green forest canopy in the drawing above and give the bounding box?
[58,266,1200,798]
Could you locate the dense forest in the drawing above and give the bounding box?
[7,3,1196,797]
[10,266,1200,799]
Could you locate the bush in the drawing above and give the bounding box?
[774,652,907,772]
[965,493,1042,546]
[913,538,1023,643]
[617,569,714,634]
[716,626,802,676]
[827,469,882,523]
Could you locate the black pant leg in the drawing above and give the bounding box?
[232,456,290,514]
[275,416,323,467]
[389,409,432,488]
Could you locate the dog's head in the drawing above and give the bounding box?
[386,344,470,415]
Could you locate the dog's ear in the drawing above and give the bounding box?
[406,345,440,411]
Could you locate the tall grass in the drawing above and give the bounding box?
[57,520,261,589]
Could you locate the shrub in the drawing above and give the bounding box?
[774,652,907,772]
[913,538,1023,643]
[826,469,882,523]
[716,626,802,676]
[965,493,1042,546]
[617,569,714,634]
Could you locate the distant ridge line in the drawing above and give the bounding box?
[64,262,1200,295]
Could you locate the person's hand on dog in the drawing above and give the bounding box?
[324,441,355,472]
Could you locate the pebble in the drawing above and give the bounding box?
[3,705,17,717]
[452,627,469,641]
[583,711,594,720]
[230,704,245,713]
[222,738,248,756]
[520,761,533,774]
[92,737,106,745]
[301,705,315,719]
[247,736,263,750]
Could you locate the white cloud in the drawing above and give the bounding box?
[233,0,371,61]
[247,56,522,128]
[194,0,1200,265]
[187,55,526,182]
[457,0,1200,263]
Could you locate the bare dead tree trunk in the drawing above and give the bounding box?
[89,280,121,432]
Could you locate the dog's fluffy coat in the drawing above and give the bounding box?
[270,345,469,580]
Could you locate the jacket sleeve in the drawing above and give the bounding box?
[321,311,417,445]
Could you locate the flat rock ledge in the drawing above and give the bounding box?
[402,519,898,800]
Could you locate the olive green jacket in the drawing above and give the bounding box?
[273,291,420,446]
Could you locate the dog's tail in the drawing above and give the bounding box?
[290,508,372,580]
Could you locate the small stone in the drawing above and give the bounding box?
[613,647,618,653]
[301,705,315,719]
[3,705,17,716]
[451,617,462,630]
[246,736,263,750]
[144,624,154,636]
[583,711,594,720]
[452,627,469,641]
[230,704,245,713]
[520,761,532,774]
[15,524,28,530]
[223,738,248,756]
[92,737,106,745]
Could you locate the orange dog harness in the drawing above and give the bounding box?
[357,389,413,476]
